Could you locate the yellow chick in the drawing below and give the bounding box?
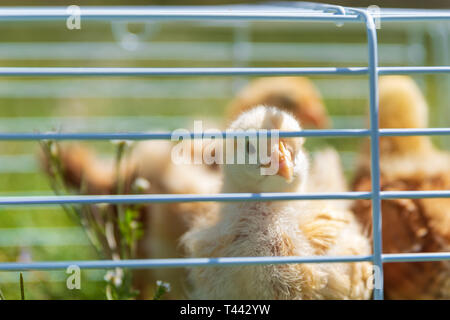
[182,106,373,300]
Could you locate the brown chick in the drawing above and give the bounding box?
[39,143,117,195]
[227,77,330,128]
[40,140,221,299]
[40,141,163,295]
[352,75,450,299]
[181,106,372,300]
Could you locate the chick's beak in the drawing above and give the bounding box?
[277,141,294,182]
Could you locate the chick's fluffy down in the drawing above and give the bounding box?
[182,201,372,300]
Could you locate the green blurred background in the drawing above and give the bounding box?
[0,1,448,299]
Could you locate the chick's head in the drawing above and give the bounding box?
[378,75,432,154]
[221,106,309,193]
[379,76,428,129]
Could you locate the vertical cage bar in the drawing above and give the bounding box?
[352,8,384,300]
[366,13,384,300]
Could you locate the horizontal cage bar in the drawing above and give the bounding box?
[0,66,448,77]
[0,191,449,206]
[0,7,360,22]
[1,128,450,141]
[1,252,450,272]
[0,6,448,22]
[0,256,378,272]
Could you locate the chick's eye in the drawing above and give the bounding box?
[246,141,256,154]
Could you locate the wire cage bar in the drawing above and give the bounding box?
[0,3,449,300]
[1,128,450,141]
[0,66,448,76]
[1,252,450,272]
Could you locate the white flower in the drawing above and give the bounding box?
[132,177,151,193]
[113,275,123,287]
[104,270,114,282]
[41,139,58,157]
[50,142,58,157]
[130,221,139,230]
[104,268,124,288]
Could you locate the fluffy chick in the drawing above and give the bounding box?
[181,106,372,300]
[227,77,330,128]
[352,75,450,299]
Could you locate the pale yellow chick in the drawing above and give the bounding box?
[182,106,373,299]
